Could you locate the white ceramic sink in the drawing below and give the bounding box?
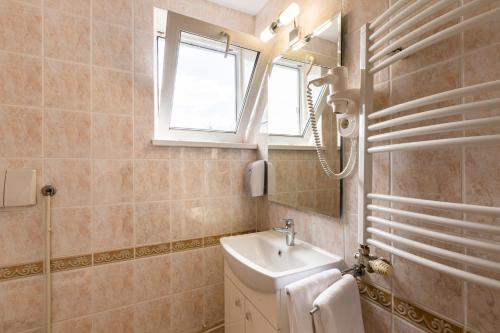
[221,230,345,293]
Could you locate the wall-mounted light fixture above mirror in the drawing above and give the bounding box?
[265,12,342,218]
[260,2,301,42]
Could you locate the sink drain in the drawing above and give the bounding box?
[278,250,282,256]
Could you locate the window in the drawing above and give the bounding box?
[267,58,327,138]
[155,10,270,144]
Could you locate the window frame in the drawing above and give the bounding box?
[156,11,270,144]
[267,58,329,146]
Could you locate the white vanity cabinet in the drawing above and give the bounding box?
[224,263,288,333]
[225,274,276,333]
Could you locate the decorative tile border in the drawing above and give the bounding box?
[0,262,43,282]
[0,229,256,283]
[94,248,135,265]
[359,281,465,333]
[51,255,92,272]
[393,297,463,333]
[172,238,203,252]
[204,234,231,247]
[136,242,171,258]
[357,280,392,311]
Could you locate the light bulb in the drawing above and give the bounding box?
[260,25,275,42]
[278,3,300,26]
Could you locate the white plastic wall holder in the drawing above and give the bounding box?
[4,169,37,207]
[245,160,266,197]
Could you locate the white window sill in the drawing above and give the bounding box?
[268,144,326,151]
[151,139,258,150]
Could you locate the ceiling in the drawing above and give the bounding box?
[207,0,268,15]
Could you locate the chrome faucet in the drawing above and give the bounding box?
[273,218,296,246]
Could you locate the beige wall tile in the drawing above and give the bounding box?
[311,215,343,256]
[171,199,204,240]
[204,160,231,197]
[171,289,204,333]
[171,250,204,292]
[393,256,464,322]
[91,261,135,312]
[391,35,460,79]
[91,306,135,333]
[204,283,224,328]
[232,196,256,233]
[464,3,500,52]
[44,109,90,158]
[92,67,133,114]
[134,0,154,31]
[52,317,92,333]
[45,0,90,17]
[44,9,90,63]
[134,29,154,76]
[343,0,388,34]
[93,159,133,204]
[0,0,42,55]
[51,207,91,257]
[134,255,171,302]
[464,43,500,86]
[93,204,134,251]
[0,52,42,107]
[93,0,133,27]
[391,59,460,105]
[51,269,92,321]
[44,59,90,111]
[360,298,392,333]
[134,159,170,201]
[134,73,154,117]
[135,201,171,245]
[45,159,91,207]
[0,277,44,333]
[467,281,500,333]
[230,160,248,195]
[171,160,205,199]
[133,116,171,159]
[465,146,500,207]
[93,22,132,71]
[203,197,233,236]
[203,246,223,286]
[391,149,462,201]
[0,210,43,266]
[93,114,133,158]
[393,316,426,333]
[134,297,171,333]
[0,106,42,158]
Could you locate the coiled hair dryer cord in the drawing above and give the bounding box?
[307,84,357,179]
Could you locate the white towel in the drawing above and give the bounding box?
[285,269,342,333]
[312,274,365,333]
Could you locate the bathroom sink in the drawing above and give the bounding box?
[220,230,345,293]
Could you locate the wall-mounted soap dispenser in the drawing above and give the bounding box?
[245,160,266,197]
[0,169,37,207]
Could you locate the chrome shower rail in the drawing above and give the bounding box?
[358,0,500,290]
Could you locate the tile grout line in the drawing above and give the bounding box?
[458,1,469,330]
[89,0,95,291]
[131,0,137,264]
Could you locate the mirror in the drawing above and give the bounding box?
[265,13,342,217]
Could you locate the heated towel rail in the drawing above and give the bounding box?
[358,0,500,290]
